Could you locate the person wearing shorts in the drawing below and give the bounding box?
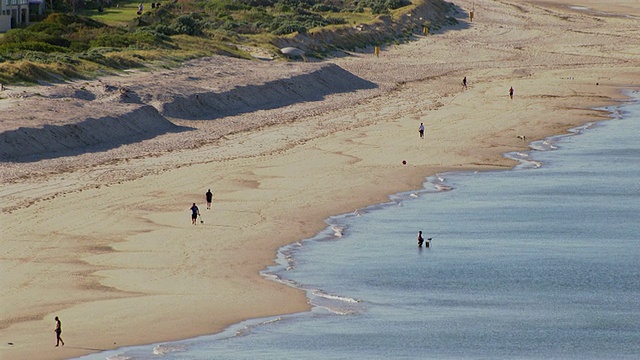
[190,203,200,225]
[205,189,213,210]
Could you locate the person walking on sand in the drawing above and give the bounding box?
[205,189,213,210]
[509,86,514,99]
[417,231,424,247]
[463,76,467,89]
[418,123,425,139]
[54,316,64,347]
[190,203,200,225]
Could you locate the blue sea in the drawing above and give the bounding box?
[77,92,640,360]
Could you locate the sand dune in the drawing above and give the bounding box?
[0,105,189,162]
[0,63,377,163]
[160,64,378,120]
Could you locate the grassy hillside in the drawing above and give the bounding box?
[0,0,458,84]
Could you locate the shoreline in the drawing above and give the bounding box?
[1,1,639,359]
[78,92,640,358]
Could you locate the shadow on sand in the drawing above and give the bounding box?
[160,64,378,120]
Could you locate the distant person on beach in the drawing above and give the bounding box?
[463,76,467,89]
[417,231,424,247]
[54,316,64,347]
[418,123,425,139]
[509,86,514,99]
[205,189,213,210]
[190,203,200,225]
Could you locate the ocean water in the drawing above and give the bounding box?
[77,92,640,360]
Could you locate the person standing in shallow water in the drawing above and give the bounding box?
[205,189,213,210]
[417,231,424,247]
[54,316,64,347]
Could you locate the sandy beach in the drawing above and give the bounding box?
[1,0,639,359]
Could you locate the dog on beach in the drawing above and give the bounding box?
[517,135,527,141]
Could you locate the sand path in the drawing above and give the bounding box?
[1,0,639,359]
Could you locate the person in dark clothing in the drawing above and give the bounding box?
[190,203,200,224]
[205,189,213,210]
[54,316,64,347]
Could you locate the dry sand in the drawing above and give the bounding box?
[1,0,639,358]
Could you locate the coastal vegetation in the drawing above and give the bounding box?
[0,0,449,84]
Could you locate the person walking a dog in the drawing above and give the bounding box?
[190,203,200,225]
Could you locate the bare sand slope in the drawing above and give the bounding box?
[1,0,639,359]
[0,62,377,164]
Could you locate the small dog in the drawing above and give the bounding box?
[517,135,527,141]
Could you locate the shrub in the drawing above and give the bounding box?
[90,34,134,48]
[311,3,339,12]
[385,0,411,10]
[273,22,307,35]
[235,0,275,6]
[69,41,91,52]
[369,0,388,14]
[43,13,106,29]
[169,15,204,36]
[154,24,175,36]
[1,29,33,44]
[242,8,274,24]
[0,41,70,54]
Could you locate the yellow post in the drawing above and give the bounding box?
[374,46,380,57]
[469,10,474,22]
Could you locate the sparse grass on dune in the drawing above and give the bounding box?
[0,0,438,84]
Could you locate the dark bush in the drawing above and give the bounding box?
[169,15,204,36]
[69,41,91,52]
[154,24,174,36]
[325,16,347,25]
[311,3,339,12]
[26,22,69,37]
[234,0,275,6]
[369,0,387,14]
[384,0,411,10]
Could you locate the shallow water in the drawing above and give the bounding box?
[77,92,640,360]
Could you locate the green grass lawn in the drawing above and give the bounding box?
[80,1,142,26]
